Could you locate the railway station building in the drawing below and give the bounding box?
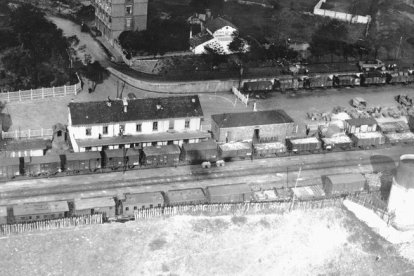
[211,110,296,143]
[67,96,209,152]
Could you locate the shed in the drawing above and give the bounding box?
[218,142,252,160]
[73,197,116,219]
[207,184,252,203]
[0,206,7,225]
[323,173,366,196]
[345,117,377,133]
[142,145,181,167]
[167,188,207,206]
[181,140,218,163]
[121,192,164,217]
[13,201,68,223]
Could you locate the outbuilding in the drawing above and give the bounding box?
[13,201,69,223]
[211,110,295,143]
[207,184,252,203]
[73,197,116,219]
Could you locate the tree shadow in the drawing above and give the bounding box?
[370,155,397,201]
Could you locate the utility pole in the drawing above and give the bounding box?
[395,36,403,61]
[289,166,302,211]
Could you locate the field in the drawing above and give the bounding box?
[0,207,413,275]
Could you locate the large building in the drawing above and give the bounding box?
[67,96,209,152]
[211,110,296,143]
[387,154,414,230]
[92,0,148,46]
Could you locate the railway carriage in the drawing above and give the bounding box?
[0,156,21,179]
[253,142,287,157]
[322,173,366,196]
[25,155,61,176]
[64,151,101,173]
[207,183,252,203]
[218,142,252,161]
[103,149,126,170]
[166,188,208,206]
[120,192,165,218]
[141,145,181,167]
[181,140,218,164]
[286,137,321,154]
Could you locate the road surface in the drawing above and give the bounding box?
[0,145,409,205]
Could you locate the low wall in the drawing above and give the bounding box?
[314,0,371,24]
[108,67,240,93]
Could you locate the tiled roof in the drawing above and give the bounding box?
[69,96,203,126]
[189,32,214,48]
[205,17,237,33]
[211,110,294,128]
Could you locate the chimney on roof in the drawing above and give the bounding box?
[122,97,128,113]
[205,9,211,20]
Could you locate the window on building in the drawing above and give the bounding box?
[29,216,32,219]
[136,123,142,132]
[126,18,132,28]
[86,128,92,136]
[126,5,132,15]
[153,122,158,131]
[125,207,129,211]
[36,216,40,219]
[185,119,190,129]
[85,147,92,151]
[134,206,137,210]
[150,204,153,208]
[169,120,174,130]
[103,126,108,135]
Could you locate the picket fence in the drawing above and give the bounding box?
[0,78,81,103]
[134,198,344,220]
[1,128,53,140]
[0,214,103,236]
[232,87,249,106]
[347,194,392,224]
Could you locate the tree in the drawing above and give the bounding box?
[80,61,109,92]
[229,32,247,53]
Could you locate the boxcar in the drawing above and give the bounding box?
[103,149,125,170]
[333,74,360,87]
[361,71,386,86]
[0,156,21,179]
[304,74,333,89]
[386,71,411,84]
[321,135,353,151]
[274,77,300,91]
[181,140,218,164]
[73,197,116,219]
[350,132,385,149]
[291,185,326,200]
[141,145,181,167]
[253,142,286,157]
[322,173,366,196]
[243,81,273,93]
[120,192,164,217]
[218,142,252,161]
[64,151,101,173]
[166,188,208,206]
[12,201,68,223]
[126,148,140,168]
[286,137,321,153]
[207,184,252,203]
[25,155,61,176]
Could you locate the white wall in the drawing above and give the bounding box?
[388,181,414,230]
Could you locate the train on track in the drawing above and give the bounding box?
[0,172,371,225]
[242,68,414,95]
[1,120,413,180]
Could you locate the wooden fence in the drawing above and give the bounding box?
[1,128,53,140]
[0,214,103,236]
[347,193,392,224]
[232,87,249,106]
[134,198,344,220]
[0,77,81,103]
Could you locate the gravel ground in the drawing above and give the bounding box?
[0,207,412,276]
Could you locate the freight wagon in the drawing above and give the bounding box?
[141,145,181,167]
[274,77,301,91]
[73,197,116,219]
[25,155,61,176]
[321,135,353,151]
[0,156,21,179]
[361,71,386,86]
[218,142,252,161]
[322,173,366,196]
[166,188,208,206]
[181,140,218,164]
[350,132,386,149]
[303,74,333,89]
[207,184,252,203]
[120,192,164,217]
[64,151,101,173]
[333,74,360,87]
[384,132,414,145]
[243,81,273,94]
[253,142,286,157]
[286,137,321,153]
